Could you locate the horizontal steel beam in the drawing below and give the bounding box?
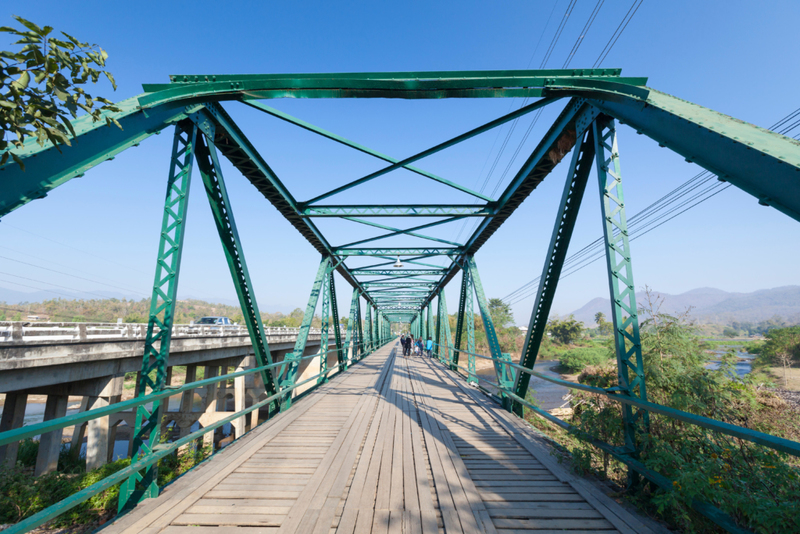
[301,205,493,217]
[355,269,446,276]
[335,248,460,256]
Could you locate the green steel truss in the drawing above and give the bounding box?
[119,122,196,511]
[512,122,597,414]
[5,69,800,530]
[593,118,649,458]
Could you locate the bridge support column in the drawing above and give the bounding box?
[466,256,514,404]
[233,360,247,438]
[34,394,69,476]
[121,121,197,510]
[511,122,595,416]
[202,366,219,449]
[0,391,27,465]
[344,288,359,364]
[280,256,331,410]
[593,118,649,486]
[86,375,123,470]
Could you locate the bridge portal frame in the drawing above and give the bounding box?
[3,68,800,534]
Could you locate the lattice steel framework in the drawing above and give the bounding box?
[5,69,800,530]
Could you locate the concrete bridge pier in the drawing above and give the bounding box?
[0,392,28,466]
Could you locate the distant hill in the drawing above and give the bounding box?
[569,286,800,326]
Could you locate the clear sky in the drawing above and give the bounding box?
[1,0,799,327]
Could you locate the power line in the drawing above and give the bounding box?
[0,255,149,296]
[592,0,644,68]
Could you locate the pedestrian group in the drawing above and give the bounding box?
[399,333,434,358]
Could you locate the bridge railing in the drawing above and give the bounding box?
[0,335,395,534]
[0,321,343,343]
[430,341,800,533]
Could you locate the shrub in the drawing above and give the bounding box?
[559,347,611,373]
[558,301,800,533]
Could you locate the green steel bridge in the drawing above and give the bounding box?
[1,70,799,533]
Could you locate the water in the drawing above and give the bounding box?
[706,348,755,377]
[477,359,570,410]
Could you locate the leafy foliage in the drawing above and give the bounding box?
[1,16,120,169]
[559,346,612,373]
[759,325,800,385]
[533,299,800,533]
[548,315,584,344]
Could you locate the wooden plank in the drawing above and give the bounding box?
[374,374,399,510]
[433,360,655,534]
[278,347,397,533]
[492,517,614,529]
[372,509,390,534]
[336,352,397,534]
[186,505,292,515]
[406,361,469,534]
[173,514,283,526]
[486,508,604,519]
[162,527,279,534]
[105,371,336,534]
[389,371,405,511]
[407,359,493,534]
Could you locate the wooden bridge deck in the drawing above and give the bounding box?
[107,342,656,534]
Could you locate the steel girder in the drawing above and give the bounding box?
[593,119,649,471]
[453,268,470,367]
[119,122,196,511]
[512,120,597,414]
[302,205,493,217]
[281,256,330,409]
[344,288,359,366]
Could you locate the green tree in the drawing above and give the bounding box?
[340,317,349,328]
[1,16,120,168]
[488,298,514,328]
[594,311,613,336]
[760,325,800,385]
[722,326,739,338]
[123,313,146,323]
[548,315,583,345]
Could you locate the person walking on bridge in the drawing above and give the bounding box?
[400,333,406,357]
[426,337,433,358]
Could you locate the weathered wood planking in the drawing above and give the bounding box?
[105,342,659,534]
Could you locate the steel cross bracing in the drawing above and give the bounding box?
[4,69,800,529]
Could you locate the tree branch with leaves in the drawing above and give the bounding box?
[0,16,121,169]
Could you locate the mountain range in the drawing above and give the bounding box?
[568,286,800,326]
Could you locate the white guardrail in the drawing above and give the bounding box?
[0,321,344,344]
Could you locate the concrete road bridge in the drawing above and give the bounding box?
[0,322,339,474]
[1,69,799,533]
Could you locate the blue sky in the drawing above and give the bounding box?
[1,0,799,326]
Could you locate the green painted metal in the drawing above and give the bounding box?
[302,205,492,217]
[318,272,330,385]
[305,97,560,205]
[356,269,446,277]
[5,68,800,534]
[328,271,344,369]
[119,121,196,511]
[364,304,373,353]
[593,117,649,479]
[466,256,514,397]
[339,216,466,248]
[281,256,331,409]
[193,128,280,403]
[243,101,492,202]
[356,294,364,357]
[465,275,477,385]
[335,248,460,256]
[453,268,470,367]
[512,122,597,415]
[426,306,434,344]
[344,288,359,364]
